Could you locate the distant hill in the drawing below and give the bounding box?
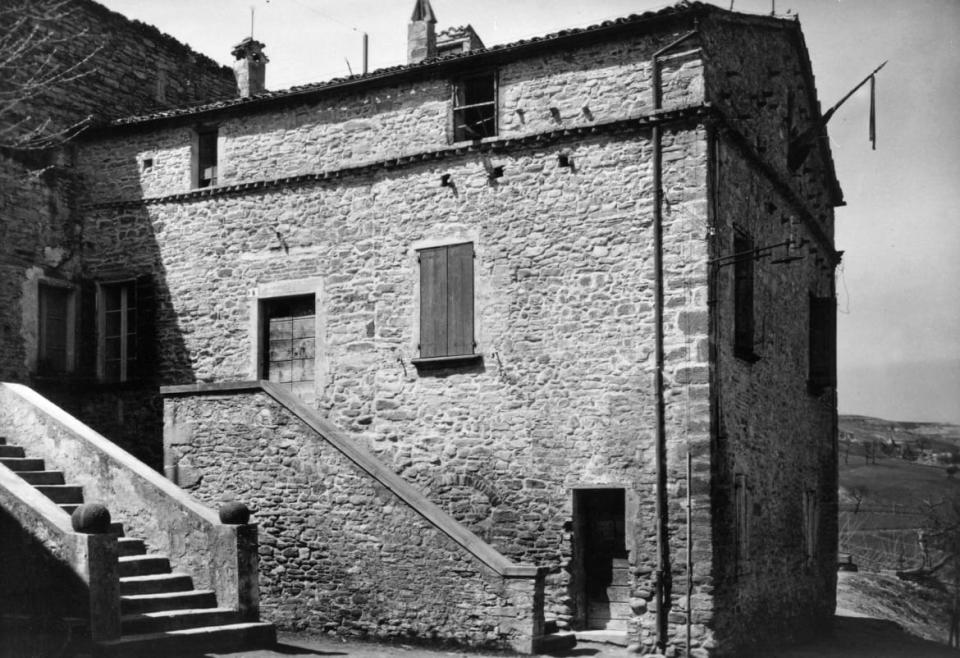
[840,415,960,458]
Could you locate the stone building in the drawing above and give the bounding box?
[1,0,841,655]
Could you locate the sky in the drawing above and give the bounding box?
[96,0,960,425]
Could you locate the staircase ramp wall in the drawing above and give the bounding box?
[0,382,259,621]
[0,456,120,641]
[162,381,546,654]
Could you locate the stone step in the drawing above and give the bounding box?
[60,503,80,515]
[0,457,44,471]
[536,631,578,653]
[118,555,171,578]
[94,622,276,657]
[16,470,65,485]
[0,445,25,458]
[118,537,147,557]
[109,522,125,536]
[121,590,217,614]
[35,485,84,504]
[120,573,194,596]
[0,435,6,445]
[121,607,239,634]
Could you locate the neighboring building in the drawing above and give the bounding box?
[2,0,841,655]
[0,0,236,468]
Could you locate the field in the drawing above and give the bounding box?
[836,415,960,648]
[839,415,960,571]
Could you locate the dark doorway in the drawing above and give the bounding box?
[573,489,630,631]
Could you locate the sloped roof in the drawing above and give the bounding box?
[103,1,715,128]
[87,1,840,203]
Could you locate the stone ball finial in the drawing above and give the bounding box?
[71,503,112,534]
[219,501,251,525]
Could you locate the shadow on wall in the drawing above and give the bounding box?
[0,507,89,620]
[33,198,196,472]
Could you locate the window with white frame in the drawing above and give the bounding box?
[99,281,138,382]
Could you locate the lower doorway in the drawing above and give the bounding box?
[573,488,630,631]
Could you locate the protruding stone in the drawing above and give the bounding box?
[219,501,251,525]
[72,503,112,534]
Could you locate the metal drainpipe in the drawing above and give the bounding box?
[651,27,699,653]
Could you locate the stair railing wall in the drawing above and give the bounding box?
[0,461,121,641]
[161,380,547,654]
[0,382,260,621]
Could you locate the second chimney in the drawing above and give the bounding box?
[407,0,437,64]
[232,37,268,98]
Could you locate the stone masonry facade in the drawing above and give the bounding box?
[164,388,544,650]
[3,2,840,656]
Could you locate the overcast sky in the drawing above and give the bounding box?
[97,0,960,424]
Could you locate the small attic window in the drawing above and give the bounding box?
[195,127,218,188]
[453,72,497,142]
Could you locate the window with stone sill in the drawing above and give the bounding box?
[259,295,316,401]
[414,242,477,365]
[37,282,75,376]
[78,275,156,384]
[452,72,497,142]
[194,126,218,188]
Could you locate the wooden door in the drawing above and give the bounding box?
[577,489,630,631]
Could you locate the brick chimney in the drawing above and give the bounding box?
[407,0,437,64]
[232,37,268,98]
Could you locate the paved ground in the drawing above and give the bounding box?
[201,617,960,658]
[4,615,957,657]
[206,633,622,658]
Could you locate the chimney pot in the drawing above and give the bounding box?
[232,37,268,98]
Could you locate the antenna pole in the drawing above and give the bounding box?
[250,6,255,38]
[363,32,369,74]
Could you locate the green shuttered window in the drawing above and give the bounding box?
[418,242,475,359]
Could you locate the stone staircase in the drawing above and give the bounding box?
[0,434,275,656]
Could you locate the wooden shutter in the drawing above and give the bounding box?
[78,279,98,379]
[419,243,474,358]
[134,274,157,381]
[419,246,448,358]
[446,242,474,356]
[809,295,836,389]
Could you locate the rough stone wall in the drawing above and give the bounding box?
[76,27,704,204]
[3,0,235,139]
[80,122,715,653]
[164,389,543,651]
[0,153,80,382]
[700,15,838,233]
[709,134,837,654]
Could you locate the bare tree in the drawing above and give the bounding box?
[850,486,868,514]
[0,0,100,149]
